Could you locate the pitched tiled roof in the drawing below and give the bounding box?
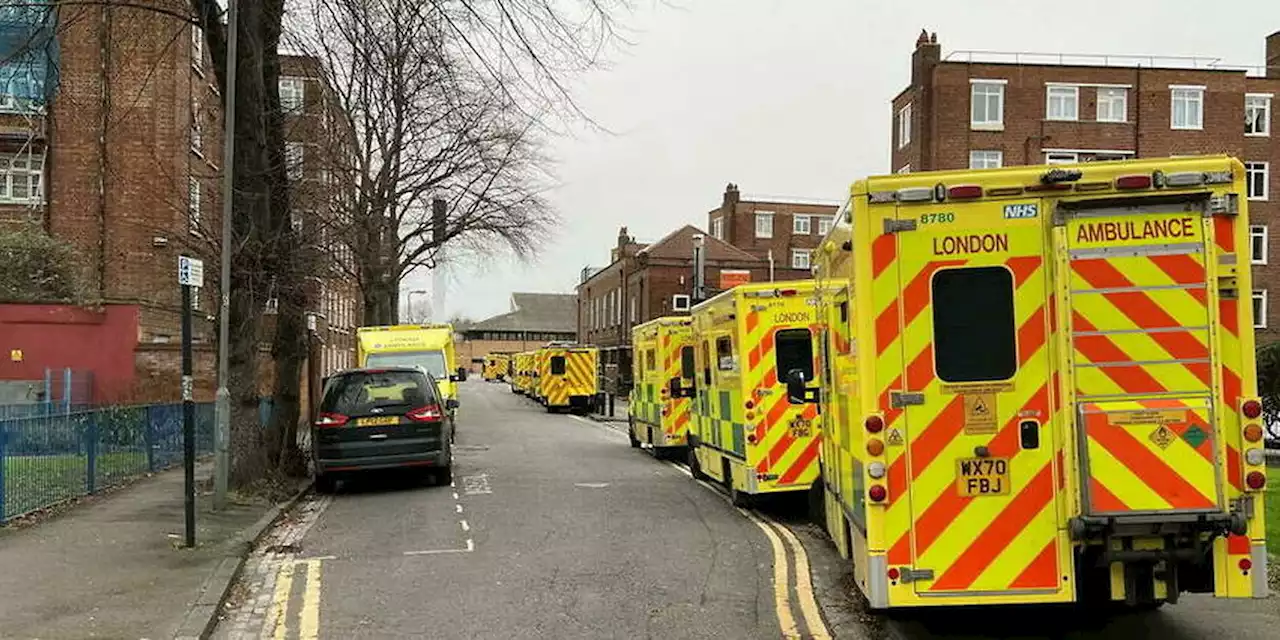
[638,225,763,263]
[466,292,577,333]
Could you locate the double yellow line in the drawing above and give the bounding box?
[743,509,832,640]
[264,558,324,639]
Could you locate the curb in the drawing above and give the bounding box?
[172,480,312,640]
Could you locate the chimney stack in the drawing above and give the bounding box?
[910,30,941,171]
[722,183,741,244]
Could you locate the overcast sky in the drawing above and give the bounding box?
[414,0,1280,322]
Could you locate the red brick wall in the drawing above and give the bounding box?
[707,192,837,282]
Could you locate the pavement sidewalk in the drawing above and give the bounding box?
[0,462,299,639]
[589,394,629,423]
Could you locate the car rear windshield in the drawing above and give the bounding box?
[320,371,435,416]
[364,350,447,378]
[774,329,814,384]
[932,266,1016,382]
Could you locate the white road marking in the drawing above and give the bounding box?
[455,503,463,514]
[452,492,460,500]
[461,474,493,495]
[574,482,610,488]
[460,519,470,532]
[567,414,628,440]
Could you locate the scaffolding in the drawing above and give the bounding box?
[0,2,58,215]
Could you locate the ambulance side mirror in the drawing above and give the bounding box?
[450,367,468,382]
[670,377,694,398]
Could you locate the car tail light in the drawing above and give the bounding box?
[1245,471,1266,490]
[314,412,349,428]
[406,404,444,422]
[868,485,887,502]
[1242,399,1262,419]
[1244,424,1264,442]
[866,439,885,456]
[865,415,884,433]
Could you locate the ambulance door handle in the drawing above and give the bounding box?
[1020,420,1040,450]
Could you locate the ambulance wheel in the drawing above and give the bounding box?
[729,482,752,509]
[808,477,826,525]
[628,420,641,449]
[647,427,661,459]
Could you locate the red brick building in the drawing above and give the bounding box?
[892,29,1280,338]
[577,225,766,391]
[706,183,840,281]
[0,6,359,403]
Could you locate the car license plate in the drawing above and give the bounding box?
[356,416,398,427]
[956,457,1010,497]
[788,416,813,439]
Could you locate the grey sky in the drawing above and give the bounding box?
[419,0,1280,322]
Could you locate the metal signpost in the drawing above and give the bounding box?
[178,255,204,548]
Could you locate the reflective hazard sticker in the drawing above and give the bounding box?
[1181,424,1208,449]
[887,428,904,446]
[963,393,998,434]
[1149,425,1176,450]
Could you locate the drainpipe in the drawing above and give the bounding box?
[767,249,775,282]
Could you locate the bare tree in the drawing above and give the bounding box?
[291,0,566,325]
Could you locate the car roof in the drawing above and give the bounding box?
[334,366,434,378]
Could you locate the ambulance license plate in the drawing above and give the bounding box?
[956,457,1010,497]
[356,416,399,427]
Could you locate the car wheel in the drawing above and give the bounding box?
[435,466,453,486]
[315,473,337,494]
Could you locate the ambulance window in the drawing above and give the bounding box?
[775,329,814,384]
[550,356,567,375]
[645,349,656,371]
[680,346,696,379]
[932,266,1016,382]
[716,336,735,371]
[838,301,848,324]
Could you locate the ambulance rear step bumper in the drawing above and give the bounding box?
[1070,510,1242,540]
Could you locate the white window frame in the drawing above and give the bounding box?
[710,216,723,240]
[897,103,912,148]
[672,294,691,312]
[0,153,44,204]
[1045,84,1079,121]
[188,176,201,234]
[1045,152,1079,165]
[969,150,1003,169]
[1246,93,1272,137]
[970,79,1007,131]
[816,216,834,235]
[897,164,911,174]
[1253,289,1268,329]
[793,214,811,235]
[755,211,774,238]
[1251,225,1268,265]
[191,26,203,72]
[629,296,636,324]
[285,142,304,180]
[1096,87,1128,123]
[1170,85,1205,131]
[1246,161,1269,201]
[791,248,811,270]
[279,76,305,114]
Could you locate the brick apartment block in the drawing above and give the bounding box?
[707,183,840,281]
[892,29,1280,340]
[0,5,359,401]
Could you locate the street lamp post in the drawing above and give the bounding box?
[213,0,239,509]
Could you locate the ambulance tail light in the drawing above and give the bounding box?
[947,184,983,200]
[1243,424,1264,442]
[865,415,884,433]
[1245,471,1266,490]
[1239,558,1254,572]
[896,187,934,203]
[1245,448,1265,466]
[868,485,887,502]
[1116,174,1153,190]
[1242,399,1263,419]
[1163,171,1206,187]
[778,288,798,297]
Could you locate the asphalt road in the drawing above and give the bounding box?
[212,380,1278,640]
[215,379,839,639]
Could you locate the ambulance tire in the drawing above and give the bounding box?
[807,476,826,525]
[628,419,641,448]
[647,427,661,459]
[725,461,752,508]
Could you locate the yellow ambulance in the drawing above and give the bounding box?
[628,317,696,458]
[510,351,535,395]
[812,156,1266,610]
[688,280,825,507]
[357,324,465,420]
[483,353,510,382]
[534,343,599,413]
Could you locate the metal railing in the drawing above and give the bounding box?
[0,403,215,522]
